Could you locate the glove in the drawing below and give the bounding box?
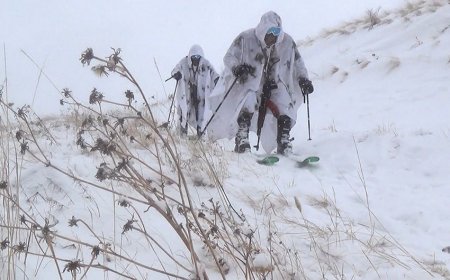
[173,71,182,81]
[299,78,314,94]
[232,64,255,78]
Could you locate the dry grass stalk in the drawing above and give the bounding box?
[366,8,382,30]
[387,57,401,72]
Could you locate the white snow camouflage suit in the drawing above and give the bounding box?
[172,45,219,134]
[207,11,310,153]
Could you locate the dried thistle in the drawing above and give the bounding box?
[17,107,27,119]
[0,181,7,190]
[41,218,57,238]
[1,238,9,250]
[107,48,122,70]
[63,260,82,275]
[177,206,186,215]
[91,138,116,155]
[68,216,78,227]
[92,65,109,77]
[115,118,125,127]
[59,99,65,106]
[20,215,27,224]
[117,198,131,207]
[76,135,87,149]
[158,122,169,129]
[80,48,94,65]
[95,164,111,182]
[89,88,104,104]
[81,116,94,128]
[122,219,136,234]
[218,258,230,275]
[20,142,29,155]
[12,242,27,253]
[116,158,129,171]
[95,168,107,181]
[125,90,134,102]
[209,225,219,236]
[443,246,450,253]
[91,246,100,258]
[62,88,72,98]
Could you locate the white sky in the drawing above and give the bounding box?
[1,0,407,114]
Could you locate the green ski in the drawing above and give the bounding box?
[256,155,319,167]
[296,156,320,167]
[256,155,279,166]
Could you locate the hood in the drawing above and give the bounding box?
[255,11,284,47]
[188,44,204,58]
[187,44,204,67]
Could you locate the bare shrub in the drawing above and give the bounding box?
[410,36,424,49]
[365,8,382,30]
[374,123,398,136]
[325,120,338,133]
[330,66,339,75]
[399,0,427,17]
[356,58,371,69]
[442,24,450,34]
[340,71,349,83]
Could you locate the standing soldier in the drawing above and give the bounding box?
[171,44,219,137]
[207,11,314,154]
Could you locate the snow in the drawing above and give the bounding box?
[2,0,450,279]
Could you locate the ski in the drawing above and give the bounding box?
[256,155,319,167]
[256,155,279,166]
[296,156,320,167]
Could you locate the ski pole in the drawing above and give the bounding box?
[167,80,179,125]
[304,88,312,140]
[198,76,239,138]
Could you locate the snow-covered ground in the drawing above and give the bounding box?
[2,1,450,279]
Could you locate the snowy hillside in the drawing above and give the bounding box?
[1,1,450,280]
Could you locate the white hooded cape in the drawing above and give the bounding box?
[172,45,219,130]
[207,11,310,153]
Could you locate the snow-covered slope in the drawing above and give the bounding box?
[1,1,450,279]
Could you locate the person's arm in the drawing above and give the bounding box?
[293,46,314,94]
[224,35,243,70]
[293,46,309,81]
[171,58,185,80]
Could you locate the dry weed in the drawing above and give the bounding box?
[340,71,349,83]
[387,57,401,72]
[356,58,371,69]
[365,8,382,30]
[330,66,339,75]
[374,123,398,136]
